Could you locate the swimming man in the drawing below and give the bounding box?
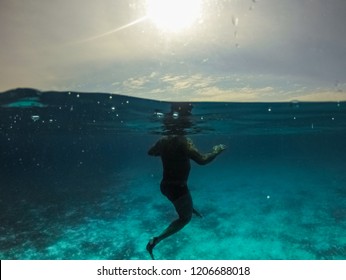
[146,135,226,259]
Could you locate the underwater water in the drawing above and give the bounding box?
[0,88,345,260]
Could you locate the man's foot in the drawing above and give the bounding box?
[146,238,157,260]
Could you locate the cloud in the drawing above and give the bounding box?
[291,89,346,102]
[160,74,216,90]
[116,72,346,101]
[123,76,151,90]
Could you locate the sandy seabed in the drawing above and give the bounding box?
[1,156,345,260]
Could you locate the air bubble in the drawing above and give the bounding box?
[31,115,40,122]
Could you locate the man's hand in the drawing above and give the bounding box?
[212,144,227,154]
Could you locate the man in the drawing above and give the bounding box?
[146,134,226,259]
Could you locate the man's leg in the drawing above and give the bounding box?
[157,192,193,241]
[146,192,193,259]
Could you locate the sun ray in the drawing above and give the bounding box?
[75,16,148,44]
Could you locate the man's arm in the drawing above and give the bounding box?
[187,138,226,165]
[148,138,163,156]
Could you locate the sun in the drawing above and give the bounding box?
[146,0,203,32]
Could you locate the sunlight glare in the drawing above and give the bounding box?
[146,0,203,32]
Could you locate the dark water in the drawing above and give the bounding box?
[1,88,345,259]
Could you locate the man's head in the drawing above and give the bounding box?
[163,102,194,135]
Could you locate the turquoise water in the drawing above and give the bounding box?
[0,88,345,259]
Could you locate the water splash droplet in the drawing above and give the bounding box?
[232,16,239,26]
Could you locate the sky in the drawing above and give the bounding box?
[0,0,346,101]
